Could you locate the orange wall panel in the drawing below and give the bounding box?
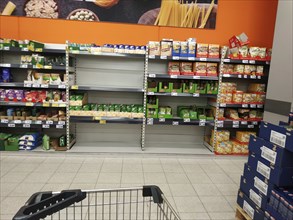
[0,0,278,47]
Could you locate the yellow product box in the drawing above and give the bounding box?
[248,84,266,92]
[212,130,230,142]
[160,40,172,56]
[233,65,244,74]
[236,131,256,143]
[149,41,160,56]
[215,141,233,155]
[232,141,249,154]
[242,93,253,103]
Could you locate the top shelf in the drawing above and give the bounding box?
[0,47,65,54]
[69,50,145,59]
[148,55,221,62]
[223,58,270,65]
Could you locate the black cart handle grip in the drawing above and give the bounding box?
[143,185,163,204]
[13,189,86,220]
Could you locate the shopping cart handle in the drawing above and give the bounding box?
[143,185,163,204]
[13,190,86,220]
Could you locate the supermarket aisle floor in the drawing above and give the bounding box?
[0,153,246,220]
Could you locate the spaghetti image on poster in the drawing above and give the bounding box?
[0,0,218,29]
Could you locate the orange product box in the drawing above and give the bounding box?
[193,62,207,76]
[196,43,208,58]
[206,63,218,76]
[208,44,220,58]
[168,62,180,75]
[180,62,193,75]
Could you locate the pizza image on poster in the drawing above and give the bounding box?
[0,0,218,29]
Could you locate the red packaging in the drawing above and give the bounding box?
[196,44,208,58]
[193,62,207,76]
[168,62,180,75]
[229,33,249,48]
[206,63,218,76]
[208,44,220,58]
[180,62,193,75]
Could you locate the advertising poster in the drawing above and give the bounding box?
[0,0,218,29]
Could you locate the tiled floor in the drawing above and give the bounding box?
[0,152,247,220]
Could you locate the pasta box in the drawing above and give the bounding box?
[240,175,269,210]
[237,190,265,220]
[243,163,275,198]
[259,121,293,152]
[248,153,293,187]
[248,135,293,167]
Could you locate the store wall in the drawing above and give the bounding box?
[263,0,293,124]
[0,0,278,47]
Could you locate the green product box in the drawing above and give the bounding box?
[147,108,158,118]
[158,107,172,119]
[206,82,218,94]
[195,82,207,94]
[147,81,158,92]
[158,82,172,93]
[0,133,12,151]
[189,111,198,119]
[5,135,21,151]
[3,39,19,48]
[179,109,190,118]
[197,107,206,120]
[28,41,44,52]
[183,82,196,94]
[171,82,182,93]
[205,108,214,120]
[147,96,159,109]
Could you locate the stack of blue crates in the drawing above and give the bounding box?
[237,121,293,220]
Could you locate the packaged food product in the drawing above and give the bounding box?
[254,93,266,103]
[42,74,51,84]
[222,64,229,73]
[256,66,264,75]
[239,46,249,58]
[222,83,237,93]
[219,93,233,103]
[233,65,244,74]
[250,65,256,74]
[1,68,12,83]
[266,48,272,60]
[258,48,266,59]
[14,90,25,101]
[50,74,62,85]
[232,91,243,103]
[225,108,239,120]
[194,62,207,76]
[149,41,160,56]
[212,130,230,142]
[30,70,43,84]
[228,47,239,59]
[242,93,253,103]
[196,43,208,58]
[215,141,233,154]
[206,63,218,76]
[5,89,15,101]
[232,140,248,154]
[180,41,188,57]
[249,47,260,59]
[0,89,6,100]
[180,62,193,75]
[160,40,172,56]
[238,109,250,120]
[248,84,266,92]
[188,41,196,57]
[172,41,181,56]
[168,62,180,75]
[236,131,256,143]
[208,44,220,58]
[228,65,234,73]
[244,65,251,74]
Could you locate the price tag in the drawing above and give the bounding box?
[35,120,42,124]
[160,55,167,59]
[58,84,66,89]
[8,124,15,127]
[188,57,196,61]
[220,103,226,107]
[233,124,240,128]
[1,64,11,67]
[25,102,34,106]
[24,120,32,124]
[266,61,270,65]
[71,50,80,54]
[223,74,230,77]
[59,103,66,107]
[149,74,156,78]
[170,75,178,79]
[32,84,40,88]
[42,124,50,129]
[171,92,178,96]
[233,121,240,125]
[41,84,49,88]
[100,120,107,124]
[56,125,64,129]
[193,76,200,79]
[257,104,264,108]
[93,117,101,120]
[147,92,155,95]
[14,120,21,124]
[43,103,50,107]
[250,75,257,79]
[21,48,29,52]
[217,121,224,127]
[1,119,8,123]
[193,93,200,97]
[71,85,79,90]
[199,119,206,126]
[52,103,59,107]
[199,57,207,61]
[241,121,248,125]
[172,121,179,126]
[242,60,249,64]
[159,118,165,122]
[257,76,261,79]
[184,118,190,123]
[44,65,53,69]
[250,104,256,108]
[244,75,248,79]
[249,60,256,64]
[20,64,28,68]
[172,56,180,60]
[148,55,155,59]
[252,121,258,125]
[3,46,10,51]
[35,48,43,52]
[147,118,153,125]
[58,121,66,125]
[223,59,230,62]
[23,124,30,128]
[242,104,249,108]
[238,75,242,78]
[46,120,54,125]
[248,125,255,128]
[24,83,32,87]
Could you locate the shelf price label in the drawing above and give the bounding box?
[243,75,248,79]
[147,118,153,125]
[242,60,249,64]
[46,120,54,125]
[32,84,40,88]
[199,58,207,61]
[42,124,50,129]
[8,124,15,127]
[249,60,256,64]
[170,75,178,79]
[223,74,230,77]
[220,103,226,107]
[199,119,206,126]
[250,104,256,108]
[3,47,10,51]
[42,103,50,107]
[44,65,52,69]
[14,120,21,124]
[172,121,179,126]
[25,102,34,107]
[159,118,165,122]
[257,104,264,108]
[193,93,200,97]
[257,76,262,79]
[147,92,155,95]
[242,104,249,108]
[160,55,167,59]
[217,121,224,127]
[252,121,259,125]
[148,55,155,59]
[41,84,49,88]
[58,121,66,125]
[172,56,180,60]
[233,124,240,128]
[238,75,242,78]
[241,121,248,125]
[1,119,9,123]
[52,103,59,107]
[24,83,32,87]
[35,120,42,124]
[24,120,32,124]
[1,64,11,67]
[149,74,156,78]
[56,125,64,129]
[59,103,66,107]
[183,118,190,123]
[248,125,255,128]
[71,85,79,90]
[71,50,80,54]
[20,64,28,68]
[58,84,66,89]
[188,57,196,61]
[250,75,256,79]
[171,92,178,96]
[99,120,106,124]
[21,48,29,52]
[223,59,230,62]
[233,121,240,125]
[23,124,30,128]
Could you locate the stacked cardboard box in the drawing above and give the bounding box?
[237,121,293,220]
